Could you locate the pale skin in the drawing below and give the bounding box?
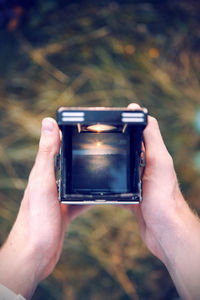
[0,118,90,299]
[127,104,200,300]
[0,103,200,299]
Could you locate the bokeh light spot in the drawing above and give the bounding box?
[148,47,160,58]
[124,44,135,55]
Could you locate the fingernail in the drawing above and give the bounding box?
[42,118,54,133]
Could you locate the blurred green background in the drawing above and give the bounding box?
[1,0,200,299]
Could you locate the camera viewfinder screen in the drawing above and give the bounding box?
[71,131,130,193]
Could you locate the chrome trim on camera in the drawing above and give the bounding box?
[61,200,140,205]
[121,112,145,123]
[61,112,85,122]
[62,112,85,117]
[122,117,144,123]
[60,201,141,204]
[122,112,144,118]
[62,117,84,122]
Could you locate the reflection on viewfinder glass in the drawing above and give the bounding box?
[72,132,130,193]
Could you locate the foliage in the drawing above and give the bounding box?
[1,1,200,299]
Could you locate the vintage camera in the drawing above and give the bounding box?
[56,107,147,204]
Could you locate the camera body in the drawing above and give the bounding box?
[57,107,147,204]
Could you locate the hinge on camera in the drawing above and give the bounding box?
[54,153,60,172]
[54,154,61,195]
[140,150,146,167]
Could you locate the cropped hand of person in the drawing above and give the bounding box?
[0,118,89,299]
[1,108,200,300]
[127,103,200,300]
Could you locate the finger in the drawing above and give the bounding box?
[35,118,60,174]
[67,204,91,220]
[61,204,91,228]
[127,103,142,110]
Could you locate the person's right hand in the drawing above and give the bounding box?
[0,117,90,299]
[126,103,200,300]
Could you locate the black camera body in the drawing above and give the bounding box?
[57,107,147,204]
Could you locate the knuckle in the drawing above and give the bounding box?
[128,103,141,110]
[39,139,54,155]
[166,153,174,168]
[160,152,174,170]
[147,150,174,170]
[148,116,158,129]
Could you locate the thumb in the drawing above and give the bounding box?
[35,118,60,174]
[22,118,60,208]
[143,116,173,170]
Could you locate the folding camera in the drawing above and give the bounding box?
[56,107,147,204]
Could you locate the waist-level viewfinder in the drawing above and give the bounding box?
[57,107,147,204]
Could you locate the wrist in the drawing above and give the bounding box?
[155,198,195,261]
[0,239,45,299]
[153,199,200,299]
[161,204,200,262]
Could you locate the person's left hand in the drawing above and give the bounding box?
[0,118,90,299]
